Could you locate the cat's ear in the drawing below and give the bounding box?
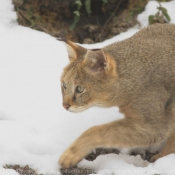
[58,39,87,62]
[84,49,117,77]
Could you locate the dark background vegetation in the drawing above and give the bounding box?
[12,0,170,43]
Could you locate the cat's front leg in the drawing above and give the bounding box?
[59,126,101,168]
[59,118,167,168]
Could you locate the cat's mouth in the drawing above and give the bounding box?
[67,102,105,113]
[68,106,87,113]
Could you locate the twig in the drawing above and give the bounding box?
[17,7,35,28]
[17,7,48,33]
[100,0,123,41]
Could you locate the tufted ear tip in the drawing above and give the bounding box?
[57,38,68,42]
[57,38,64,42]
[58,39,87,62]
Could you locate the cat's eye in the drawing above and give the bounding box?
[62,82,66,89]
[76,86,84,93]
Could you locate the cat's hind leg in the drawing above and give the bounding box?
[150,131,175,162]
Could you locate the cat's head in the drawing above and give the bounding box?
[60,40,118,112]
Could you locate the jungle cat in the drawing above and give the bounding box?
[59,23,175,168]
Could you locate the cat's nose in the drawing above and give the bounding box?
[63,103,71,110]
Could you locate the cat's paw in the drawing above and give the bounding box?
[150,153,164,162]
[59,146,85,168]
[59,127,97,168]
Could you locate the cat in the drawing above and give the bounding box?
[59,23,175,168]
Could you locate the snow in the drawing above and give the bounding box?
[0,0,175,175]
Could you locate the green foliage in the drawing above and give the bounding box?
[75,0,82,10]
[157,6,171,21]
[148,3,171,25]
[121,0,147,23]
[126,11,134,21]
[70,0,82,30]
[102,0,108,4]
[85,0,91,16]
[70,0,107,30]
[148,15,155,24]
[26,8,33,16]
[70,10,81,30]
[35,15,41,22]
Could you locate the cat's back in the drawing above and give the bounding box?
[105,23,175,61]
[128,23,175,71]
[133,23,175,40]
[104,24,175,91]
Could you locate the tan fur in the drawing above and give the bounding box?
[59,23,175,168]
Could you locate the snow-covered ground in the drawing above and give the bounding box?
[0,0,175,175]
